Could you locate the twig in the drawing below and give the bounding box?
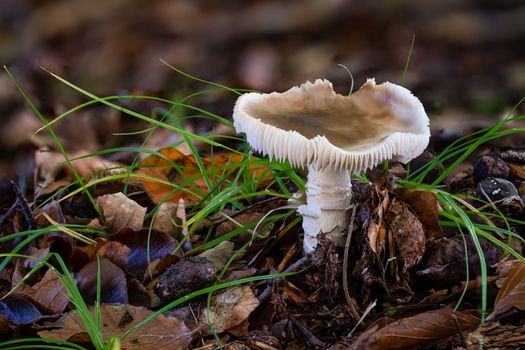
[502,335,525,344]
[276,242,297,273]
[343,204,359,321]
[0,199,19,227]
[258,255,310,302]
[0,181,36,230]
[289,315,327,348]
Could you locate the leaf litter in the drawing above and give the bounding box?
[1,88,525,349]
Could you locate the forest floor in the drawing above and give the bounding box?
[2,2,525,349]
[0,67,524,350]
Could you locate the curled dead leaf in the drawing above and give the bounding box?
[385,200,426,270]
[151,202,181,237]
[352,307,480,350]
[76,258,128,304]
[282,281,308,305]
[0,294,43,327]
[198,240,235,270]
[21,268,70,315]
[112,228,178,279]
[394,188,441,239]
[97,192,146,233]
[198,285,260,335]
[488,262,525,321]
[367,187,390,255]
[34,148,121,198]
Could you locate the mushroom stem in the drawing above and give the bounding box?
[298,165,352,253]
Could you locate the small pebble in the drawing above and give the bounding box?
[473,154,509,181]
[476,177,518,202]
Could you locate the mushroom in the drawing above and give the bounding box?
[233,79,430,253]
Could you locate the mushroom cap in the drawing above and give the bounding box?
[233,79,430,172]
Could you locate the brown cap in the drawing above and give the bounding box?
[233,79,430,172]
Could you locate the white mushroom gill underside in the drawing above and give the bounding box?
[233,79,430,172]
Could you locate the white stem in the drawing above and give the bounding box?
[298,165,352,253]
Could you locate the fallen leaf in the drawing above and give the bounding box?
[198,240,235,270]
[385,200,426,270]
[34,148,72,198]
[131,147,208,204]
[488,262,525,321]
[131,147,269,204]
[112,228,178,278]
[198,285,260,335]
[282,281,308,305]
[508,163,525,181]
[151,202,181,237]
[127,277,151,307]
[38,304,194,350]
[215,211,267,237]
[97,192,146,233]
[22,268,70,315]
[367,187,390,255]
[95,241,130,270]
[76,258,128,304]
[352,307,480,350]
[34,148,121,198]
[71,240,130,271]
[34,200,66,227]
[0,315,13,333]
[0,294,43,326]
[228,319,250,337]
[394,188,441,239]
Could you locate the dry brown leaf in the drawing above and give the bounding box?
[131,147,269,204]
[34,148,70,198]
[112,228,178,279]
[228,319,251,337]
[22,269,70,315]
[508,163,525,181]
[95,241,130,270]
[34,148,121,198]
[97,192,146,233]
[282,281,308,305]
[488,262,525,321]
[70,240,128,271]
[386,200,426,270]
[75,258,128,304]
[367,188,390,255]
[352,307,480,350]
[198,285,260,335]
[38,304,194,350]
[151,202,180,237]
[0,294,43,327]
[395,188,441,239]
[215,211,267,237]
[198,240,235,270]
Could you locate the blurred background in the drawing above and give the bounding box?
[1,0,524,179]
